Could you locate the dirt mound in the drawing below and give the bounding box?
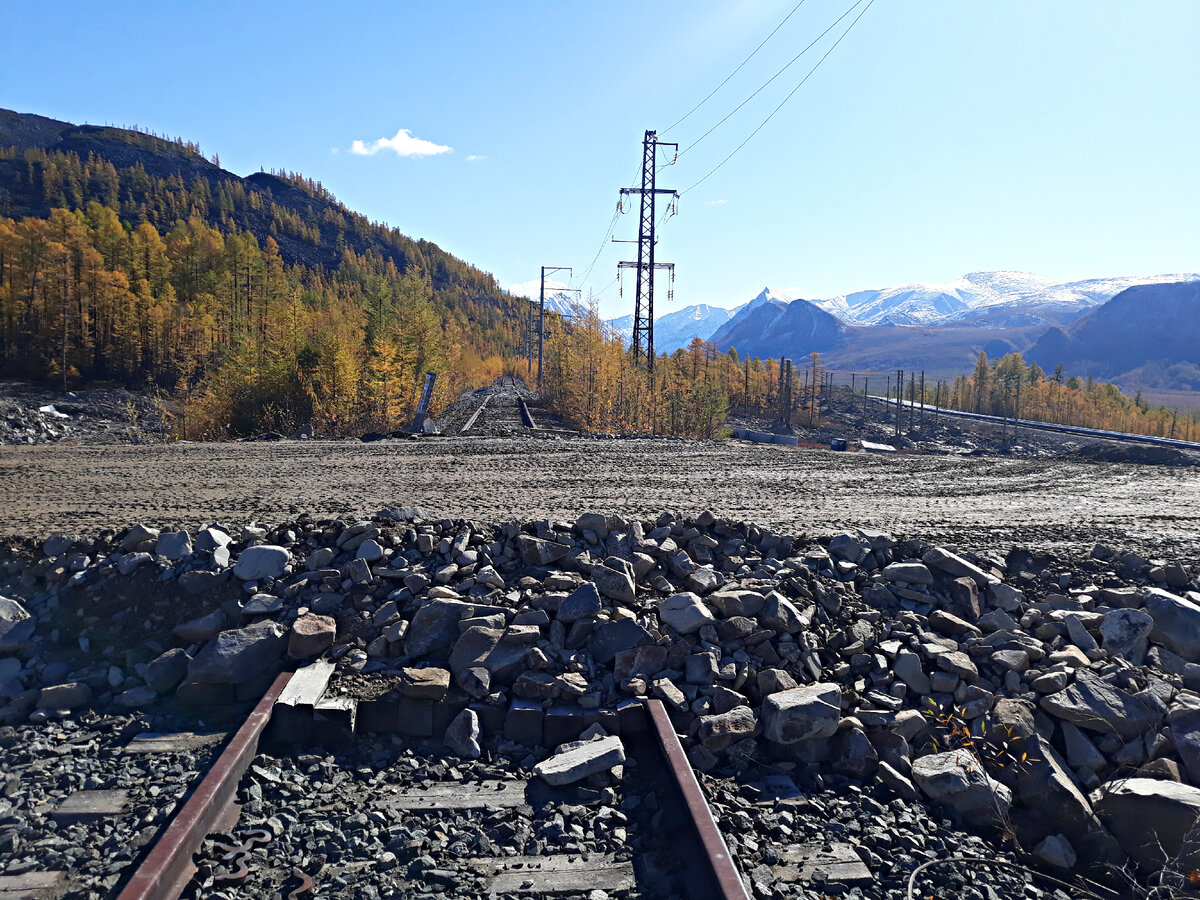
[1070,440,1198,467]
[0,381,173,445]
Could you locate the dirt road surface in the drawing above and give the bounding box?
[2,436,1198,556]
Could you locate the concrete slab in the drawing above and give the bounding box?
[534,735,625,786]
[276,661,334,708]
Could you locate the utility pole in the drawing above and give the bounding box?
[895,369,902,436]
[783,360,794,428]
[525,301,536,376]
[537,266,576,387]
[919,370,925,428]
[616,130,678,372]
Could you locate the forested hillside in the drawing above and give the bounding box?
[0,109,520,436]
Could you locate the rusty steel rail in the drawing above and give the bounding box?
[116,671,294,900]
[517,397,537,429]
[645,699,751,900]
[459,395,492,434]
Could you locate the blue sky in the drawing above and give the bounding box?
[3,1,1198,317]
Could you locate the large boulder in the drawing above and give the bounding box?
[144,648,190,695]
[1101,607,1154,664]
[893,650,931,694]
[922,547,998,586]
[156,530,193,561]
[233,545,291,581]
[1094,778,1200,873]
[43,531,78,558]
[405,599,484,658]
[1144,587,1200,662]
[0,597,34,651]
[120,523,159,551]
[591,563,636,603]
[37,682,91,710]
[883,562,933,585]
[759,591,804,634]
[1166,700,1200,785]
[449,627,503,676]
[657,592,715,635]
[762,683,841,744]
[288,614,336,659]
[557,583,602,623]
[517,536,569,566]
[697,706,758,751]
[588,618,651,665]
[194,526,232,552]
[1038,669,1162,740]
[534,735,626,785]
[912,749,1012,826]
[173,609,225,643]
[832,726,879,779]
[187,620,287,684]
[1012,735,1125,867]
[444,708,482,759]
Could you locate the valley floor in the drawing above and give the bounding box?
[2,435,1197,556]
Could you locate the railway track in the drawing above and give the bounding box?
[458,378,538,436]
[108,665,749,900]
[870,395,1200,452]
[458,380,575,437]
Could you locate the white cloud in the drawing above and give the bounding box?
[705,199,728,206]
[466,154,486,162]
[349,128,452,158]
[507,278,569,299]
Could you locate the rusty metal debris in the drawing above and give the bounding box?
[206,827,273,887]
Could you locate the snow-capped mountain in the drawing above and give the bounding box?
[606,314,634,344]
[709,289,844,359]
[812,271,1200,328]
[603,304,734,353]
[653,304,734,353]
[539,291,587,317]
[1029,280,1200,380]
[507,285,590,320]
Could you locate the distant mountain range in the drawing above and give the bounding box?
[567,272,1200,391]
[1028,281,1200,385]
[811,271,1200,328]
[506,287,736,355]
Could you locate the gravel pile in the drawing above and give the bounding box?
[702,771,1092,899]
[183,734,669,900]
[0,382,173,446]
[5,508,1200,896]
[0,713,217,897]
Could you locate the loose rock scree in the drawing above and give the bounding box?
[2,509,1200,898]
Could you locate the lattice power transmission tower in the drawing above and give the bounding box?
[616,130,678,372]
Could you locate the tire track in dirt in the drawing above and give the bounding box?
[1,437,1197,556]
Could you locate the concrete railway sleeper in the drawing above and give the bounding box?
[111,670,748,900]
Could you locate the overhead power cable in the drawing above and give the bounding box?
[572,158,643,290]
[682,0,876,196]
[592,275,620,299]
[678,0,869,160]
[661,0,811,138]
[574,202,622,289]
